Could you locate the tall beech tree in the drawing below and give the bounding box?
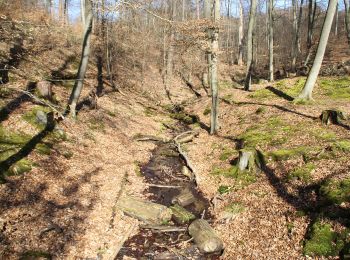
[67,0,93,117]
[297,0,338,101]
[244,0,257,91]
[268,0,274,82]
[207,0,220,135]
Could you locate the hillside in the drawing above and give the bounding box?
[1,1,350,259]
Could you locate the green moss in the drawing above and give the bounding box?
[218,185,232,194]
[333,140,350,152]
[88,117,105,131]
[320,178,350,205]
[312,129,337,142]
[319,77,350,100]
[203,107,211,116]
[134,161,142,177]
[303,221,344,257]
[249,78,306,100]
[249,88,274,99]
[287,163,315,183]
[255,107,266,114]
[170,204,195,224]
[35,143,52,155]
[219,147,236,161]
[22,106,52,130]
[224,202,245,215]
[268,146,311,161]
[62,150,73,159]
[20,250,51,259]
[4,159,32,176]
[221,94,235,104]
[170,112,198,125]
[144,107,156,117]
[218,81,232,90]
[238,117,292,148]
[211,166,256,186]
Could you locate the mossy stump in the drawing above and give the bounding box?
[320,110,347,125]
[237,149,264,174]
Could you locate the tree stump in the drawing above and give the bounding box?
[237,149,264,173]
[320,110,347,125]
[188,219,224,254]
[36,81,53,99]
[117,196,172,224]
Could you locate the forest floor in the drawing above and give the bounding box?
[1,15,350,260]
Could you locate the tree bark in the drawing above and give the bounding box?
[237,0,244,66]
[81,0,85,26]
[304,0,317,66]
[268,0,274,82]
[297,0,338,100]
[244,0,258,91]
[209,0,220,135]
[67,0,93,117]
[344,0,350,46]
[163,0,175,101]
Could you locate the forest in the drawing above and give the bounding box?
[0,0,350,259]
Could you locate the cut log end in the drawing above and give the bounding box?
[188,219,224,254]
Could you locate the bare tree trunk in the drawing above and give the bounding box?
[334,2,338,36]
[304,0,317,66]
[244,0,258,91]
[291,0,304,68]
[238,0,243,66]
[297,0,337,101]
[204,0,212,18]
[268,0,274,82]
[210,0,220,135]
[67,0,93,117]
[64,0,68,25]
[291,0,298,71]
[164,0,176,101]
[81,0,85,26]
[344,0,350,46]
[196,0,200,19]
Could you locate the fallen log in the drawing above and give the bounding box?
[170,204,195,224]
[140,224,187,233]
[117,196,172,224]
[172,188,196,207]
[173,133,199,184]
[188,219,224,254]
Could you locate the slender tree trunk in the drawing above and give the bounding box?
[297,0,337,101]
[67,0,93,117]
[81,0,85,26]
[196,0,200,19]
[238,0,243,66]
[105,22,116,90]
[344,0,350,46]
[244,0,258,91]
[291,0,304,69]
[268,0,274,81]
[291,0,298,71]
[304,0,317,66]
[164,0,176,101]
[334,2,338,36]
[210,0,220,135]
[204,0,212,18]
